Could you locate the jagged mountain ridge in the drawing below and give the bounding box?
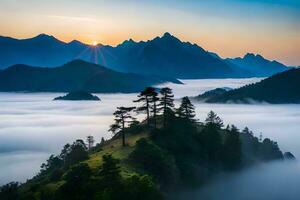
[0,33,291,78]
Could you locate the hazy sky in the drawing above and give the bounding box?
[0,0,299,65]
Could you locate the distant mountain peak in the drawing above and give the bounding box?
[30,33,64,44]
[128,38,135,42]
[161,32,179,41]
[33,33,55,40]
[124,38,136,44]
[68,39,85,46]
[162,32,173,38]
[244,53,255,58]
[156,32,182,44]
[244,53,264,60]
[118,38,137,47]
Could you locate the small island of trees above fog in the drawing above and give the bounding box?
[0,87,294,200]
[53,91,100,101]
[196,68,300,104]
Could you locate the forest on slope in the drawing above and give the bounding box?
[200,68,300,104]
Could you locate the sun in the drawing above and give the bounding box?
[92,41,98,46]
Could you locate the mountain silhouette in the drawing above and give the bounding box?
[0,60,181,93]
[0,33,290,78]
[0,34,89,68]
[226,53,289,77]
[105,32,243,78]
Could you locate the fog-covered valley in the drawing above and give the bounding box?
[1,78,300,200]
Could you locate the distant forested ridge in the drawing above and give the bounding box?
[0,33,290,78]
[200,68,300,104]
[0,60,181,93]
[0,87,290,200]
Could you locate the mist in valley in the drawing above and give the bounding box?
[172,160,300,200]
[0,78,300,200]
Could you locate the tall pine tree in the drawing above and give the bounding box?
[109,106,136,147]
[134,87,156,127]
[177,96,196,121]
[222,125,242,169]
[205,111,223,128]
[158,87,175,128]
[150,91,159,129]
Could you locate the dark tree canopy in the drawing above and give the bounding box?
[59,163,92,200]
[64,140,89,167]
[86,135,95,150]
[205,111,223,128]
[99,154,122,187]
[177,96,196,121]
[0,182,19,200]
[134,87,156,126]
[110,106,136,146]
[150,90,159,129]
[222,125,242,169]
[158,87,175,127]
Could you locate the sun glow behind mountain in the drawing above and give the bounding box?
[0,0,299,66]
[92,41,98,46]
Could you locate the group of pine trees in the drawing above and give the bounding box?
[109,87,199,147]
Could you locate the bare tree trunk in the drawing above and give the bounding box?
[146,97,150,127]
[163,97,167,128]
[122,118,125,147]
[153,102,157,129]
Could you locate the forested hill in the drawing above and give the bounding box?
[0,60,181,93]
[204,68,300,104]
[0,87,290,200]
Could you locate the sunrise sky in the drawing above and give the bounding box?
[0,0,299,66]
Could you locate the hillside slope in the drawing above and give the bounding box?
[206,68,300,103]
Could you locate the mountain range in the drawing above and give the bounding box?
[226,53,289,77]
[0,60,181,93]
[0,33,292,78]
[201,68,300,104]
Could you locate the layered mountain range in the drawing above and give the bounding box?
[0,60,180,93]
[0,33,291,78]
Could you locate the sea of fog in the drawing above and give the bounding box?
[1,78,300,199]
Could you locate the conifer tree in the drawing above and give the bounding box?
[98,154,121,186]
[223,125,242,169]
[202,111,223,162]
[134,87,156,127]
[150,91,159,129]
[86,135,95,150]
[205,111,223,128]
[110,106,136,147]
[100,137,105,146]
[177,96,196,121]
[158,87,175,128]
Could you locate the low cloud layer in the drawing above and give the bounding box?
[173,161,300,200]
[1,78,299,189]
